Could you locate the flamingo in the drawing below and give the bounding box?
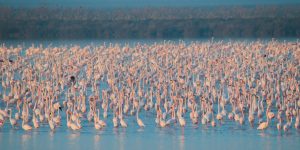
[22,120,32,131]
[120,118,127,128]
[136,109,145,128]
[32,114,39,128]
[257,115,269,130]
[8,109,17,128]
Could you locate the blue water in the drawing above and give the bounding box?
[0,39,300,150]
[0,117,299,150]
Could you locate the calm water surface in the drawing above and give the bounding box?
[0,39,299,150]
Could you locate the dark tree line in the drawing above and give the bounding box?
[0,5,300,39]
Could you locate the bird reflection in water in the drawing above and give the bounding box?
[68,132,80,140]
[179,128,185,150]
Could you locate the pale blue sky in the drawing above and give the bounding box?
[0,0,299,8]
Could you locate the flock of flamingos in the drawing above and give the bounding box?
[0,40,299,133]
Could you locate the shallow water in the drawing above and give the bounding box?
[0,39,300,150]
[0,115,300,150]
